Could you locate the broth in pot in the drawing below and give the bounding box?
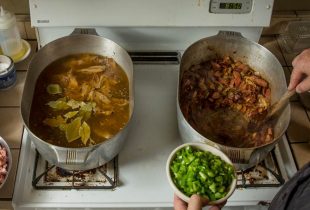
[30,53,130,148]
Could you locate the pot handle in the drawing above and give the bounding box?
[220,147,249,164]
[71,28,99,36]
[52,148,90,165]
[217,30,244,39]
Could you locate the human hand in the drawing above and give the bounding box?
[173,194,224,210]
[288,48,310,93]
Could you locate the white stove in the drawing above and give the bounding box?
[13,64,297,209]
[13,0,298,209]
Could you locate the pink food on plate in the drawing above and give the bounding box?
[0,145,8,185]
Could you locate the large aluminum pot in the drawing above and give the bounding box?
[177,31,290,170]
[21,29,134,170]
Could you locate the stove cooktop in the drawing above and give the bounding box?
[13,64,297,209]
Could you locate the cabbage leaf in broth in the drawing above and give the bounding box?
[29,53,130,148]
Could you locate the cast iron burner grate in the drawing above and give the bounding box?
[32,151,118,189]
[236,149,285,188]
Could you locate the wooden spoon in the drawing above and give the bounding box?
[249,89,296,131]
[267,89,296,119]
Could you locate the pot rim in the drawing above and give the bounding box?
[177,31,291,150]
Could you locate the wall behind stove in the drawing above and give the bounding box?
[273,0,310,11]
[1,0,310,15]
[0,0,29,14]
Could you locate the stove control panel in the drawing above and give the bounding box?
[29,0,273,27]
[210,0,253,14]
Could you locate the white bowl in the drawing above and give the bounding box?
[0,136,12,189]
[166,142,237,205]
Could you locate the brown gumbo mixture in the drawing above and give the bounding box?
[30,53,130,148]
[180,56,273,148]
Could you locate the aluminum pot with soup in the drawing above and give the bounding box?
[21,32,134,170]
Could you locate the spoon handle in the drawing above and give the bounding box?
[266,89,296,120]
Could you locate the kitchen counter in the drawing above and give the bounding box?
[1,12,310,209]
[0,40,37,210]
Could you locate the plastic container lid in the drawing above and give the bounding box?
[0,54,12,76]
[0,6,16,29]
[279,21,310,53]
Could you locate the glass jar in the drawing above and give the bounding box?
[0,7,25,62]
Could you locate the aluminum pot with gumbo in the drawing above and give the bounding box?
[177,31,290,170]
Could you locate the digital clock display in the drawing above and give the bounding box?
[219,3,242,9]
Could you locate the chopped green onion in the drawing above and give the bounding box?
[170,146,235,201]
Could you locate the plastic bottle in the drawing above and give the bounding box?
[0,6,25,62]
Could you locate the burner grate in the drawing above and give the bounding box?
[236,149,285,188]
[32,151,118,189]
